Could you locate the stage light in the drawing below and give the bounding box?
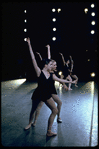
[53,28,56,31]
[24,19,27,23]
[52,18,56,22]
[57,8,61,13]
[91,30,95,34]
[24,28,27,32]
[91,4,95,8]
[24,10,27,13]
[91,72,95,77]
[58,71,62,76]
[24,38,27,41]
[84,8,88,14]
[52,8,56,12]
[91,12,95,16]
[52,37,56,41]
[91,21,95,25]
[88,59,90,61]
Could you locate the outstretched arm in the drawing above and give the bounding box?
[46,45,51,59]
[36,52,43,61]
[26,37,41,77]
[53,74,76,84]
[59,53,66,66]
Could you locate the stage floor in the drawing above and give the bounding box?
[1,79,98,147]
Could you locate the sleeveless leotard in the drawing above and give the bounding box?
[31,71,53,102]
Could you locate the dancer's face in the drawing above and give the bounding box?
[52,61,57,71]
[46,61,53,71]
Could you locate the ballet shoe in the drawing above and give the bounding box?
[24,124,31,130]
[68,88,72,91]
[75,84,78,87]
[46,130,57,137]
[32,122,36,127]
[57,118,62,123]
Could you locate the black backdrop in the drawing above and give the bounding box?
[1,2,98,82]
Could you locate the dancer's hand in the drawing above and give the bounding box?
[26,37,30,44]
[36,52,40,55]
[59,53,63,56]
[46,45,50,48]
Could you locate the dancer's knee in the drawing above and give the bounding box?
[52,108,58,115]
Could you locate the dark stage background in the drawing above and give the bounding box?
[1,2,98,82]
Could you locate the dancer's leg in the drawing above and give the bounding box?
[32,101,44,126]
[66,75,72,90]
[25,99,40,130]
[52,94,62,120]
[45,97,58,136]
[71,75,78,87]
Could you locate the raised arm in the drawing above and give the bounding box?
[52,74,76,84]
[69,55,73,72]
[26,37,41,77]
[59,53,66,66]
[46,45,51,59]
[36,52,43,61]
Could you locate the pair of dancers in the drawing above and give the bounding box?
[25,38,76,137]
[59,53,78,90]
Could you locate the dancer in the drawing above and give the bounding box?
[59,53,73,90]
[33,45,62,127]
[69,55,78,87]
[25,38,75,136]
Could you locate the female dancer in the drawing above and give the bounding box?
[33,45,62,127]
[59,53,73,90]
[25,38,75,136]
[69,55,78,87]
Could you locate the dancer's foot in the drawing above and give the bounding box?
[57,118,62,123]
[24,124,31,130]
[75,84,78,87]
[32,122,36,127]
[46,130,57,137]
[68,88,72,90]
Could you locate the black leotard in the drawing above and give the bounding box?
[31,71,53,102]
[62,64,70,78]
[50,73,57,95]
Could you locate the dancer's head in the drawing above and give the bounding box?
[41,58,52,71]
[51,60,57,72]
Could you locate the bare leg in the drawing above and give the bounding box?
[71,75,78,87]
[25,99,40,130]
[45,97,58,136]
[66,75,72,90]
[52,94,62,120]
[32,101,44,126]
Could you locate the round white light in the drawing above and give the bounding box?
[91,4,95,8]
[52,18,56,22]
[91,30,95,34]
[24,28,27,32]
[52,37,56,41]
[58,71,62,76]
[52,8,56,12]
[91,72,95,77]
[24,19,27,23]
[24,38,27,41]
[91,21,95,25]
[53,28,56,31]
[84,8,88,13]
[91,12,95,16]
[57,8,61,13]
[24,10,27,13]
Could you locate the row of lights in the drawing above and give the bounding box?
[84,3,96,34]
[24,10,27,41]
[52,8,61,41]
[84,3,96,78]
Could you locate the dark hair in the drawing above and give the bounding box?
[40,58,52,69]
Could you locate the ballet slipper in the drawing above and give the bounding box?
[46,130,57,137]
[75,84,78,87]
[24,124,31,130]
[68,88,72,91]
[32,122,36,127]
[57,118,62,123]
